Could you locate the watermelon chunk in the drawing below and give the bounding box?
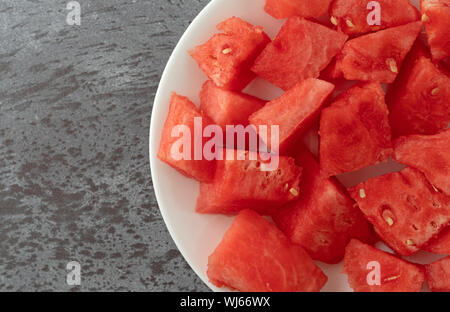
[343,239,425,292]
[273,148,376,264]
[348,167,450,256]
[251,17,348,91]
[421,0,450,61]
[319,83,392,177]
[388,57,450,137]
[264,0,333,19]
[334,21,422,83]
[394,129,450,196]
[249,78,335,152]
[189,17,270,91]
[425,255,450,292]
[199,80,265,131]
[330,0,420,35]
[208,209,328,292]
[157,93,215,182]
[424,227,450,255]
[196,150,302,215]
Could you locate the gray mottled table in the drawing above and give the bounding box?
[0,0,209,291]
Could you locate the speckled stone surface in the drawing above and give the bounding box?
[0,0,209,291]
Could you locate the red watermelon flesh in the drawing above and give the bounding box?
[264,0,333,19]
[385,39,430,135]
[251,17,348,91]
[343,239,425,292]
[388,57,450,137]
[196,150,302,215]
[441,56,450,72]
[330,0,420,36]
[425,255,450,292]
[273,148,376,264]
[157,93,216,182]
[394,129,450,196]
[421,0,450,61]
[348,167,450,256]
[319,82,392,177]
[199,80,265,131]
[249,78,335,153]
[334,21,422,83]
[424,227,450,254]
[320,58,343,80]
[189,17,270,91]
[208,209,328,292]
[397,38,432,74]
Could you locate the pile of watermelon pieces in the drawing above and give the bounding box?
[157,0,450,292]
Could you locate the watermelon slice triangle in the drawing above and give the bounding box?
[319,82,392,177]
[330,0,420,35]
[208,209,328,291]
[344,239,425,292]
[252,17,347,90]
[335,21,423,83]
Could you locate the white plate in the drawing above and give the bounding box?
[150,0,442,292]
